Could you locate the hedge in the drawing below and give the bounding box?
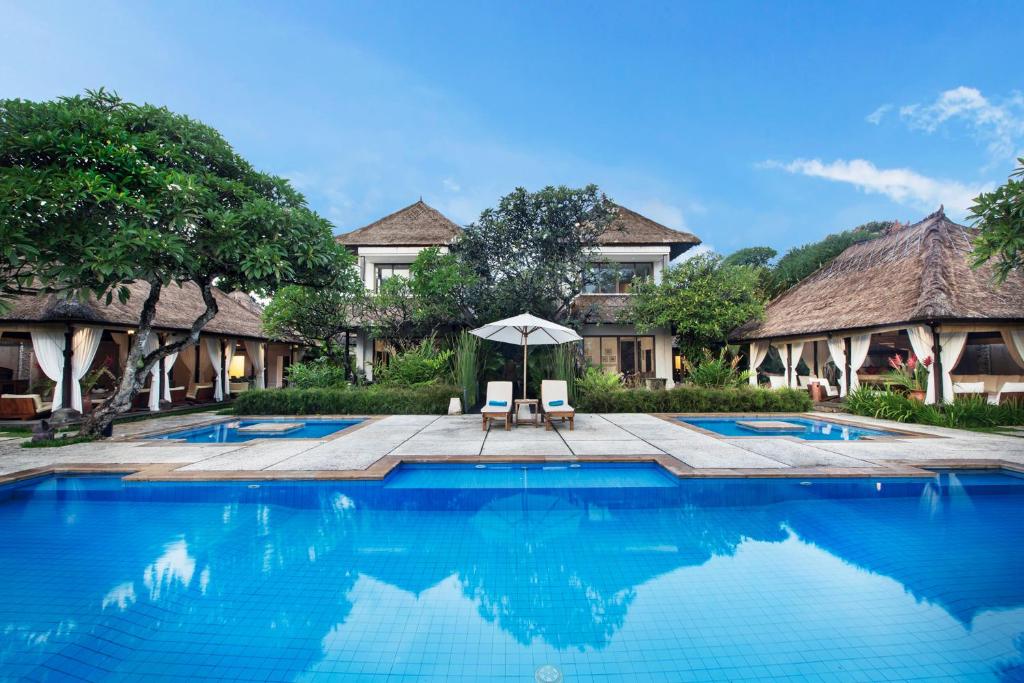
[233,384,460,415]
[575,385,812,413]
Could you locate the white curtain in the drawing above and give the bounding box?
[748,341,769,386]
[1001,329,1024,370]
[30,327,67,410]
[204,337,224,401]
[162,335,184,402]
[938,332,968,405]
[801,342,829,376]
[846,334,872,393]
[110,332,130,374]
[244,341,265,389]
[144,334,161,412]
[788,342,805,388]
[178,341,196,390]
[70,327,103,413]
[223,340,236,396]
[827,338,848,396]
[906,325,937,403]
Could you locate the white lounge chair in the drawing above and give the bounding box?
[481,381,513,431]
[802,374,839,398]
[541,380,575,431]
[952,381,987,401]
[997,381,1024,405]
[766,375,788,390]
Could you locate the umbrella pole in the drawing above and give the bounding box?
[522,330,528,399]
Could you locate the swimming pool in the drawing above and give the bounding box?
[147,417,364,443]
[2,465,1022,681]
[679,415,896,440]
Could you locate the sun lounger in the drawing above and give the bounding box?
[481,381,513,431]
[997,381,1024,405]
[766,374,787,390]
[0,394,52,420]
[541,380,574,431]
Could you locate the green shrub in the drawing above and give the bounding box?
[234,384,460,415]
[374,337,453,386]
[576,367,624,395]
[575,384,811,413]
[681,348,750,388]
[846,388,1024,429]
[454,331,481,409]
[286,358,348,389]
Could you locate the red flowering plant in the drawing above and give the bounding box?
[882,353,932,393]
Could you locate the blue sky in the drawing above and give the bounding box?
[2,1,1021,255]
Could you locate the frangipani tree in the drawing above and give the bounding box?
[0,89,349,435]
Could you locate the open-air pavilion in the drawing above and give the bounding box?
[731,208,1024,404]
[0,282,299,420]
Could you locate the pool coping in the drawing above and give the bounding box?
[120,414,381,445]
[3,457,1021,488]
[656,412,937,442]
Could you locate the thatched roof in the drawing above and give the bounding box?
[575,294,633,324]
[335,200,462,247]
[731,208,1024,342]
[0,281,271,340]
[598,205,701,259]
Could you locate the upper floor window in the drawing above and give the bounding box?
[584,262,653,294]
[375,264,411,290]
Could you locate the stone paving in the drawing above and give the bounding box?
[1,411,1023,480]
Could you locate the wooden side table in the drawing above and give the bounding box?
[514,399,540,427]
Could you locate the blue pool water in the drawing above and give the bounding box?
[2,465,1023,681]
[679,415,895,440]
[147,418,364,443]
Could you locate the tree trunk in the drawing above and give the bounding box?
[79,278,220,437]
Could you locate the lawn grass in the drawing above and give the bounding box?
[22,434,97,449]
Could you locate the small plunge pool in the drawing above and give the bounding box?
[148,418,365,443]
[677,416,896,440]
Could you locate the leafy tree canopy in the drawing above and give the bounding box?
[970,157,1024,283]
[629,253,764,357]
[454,185,616,323]
[721,246,777,269]
[262,276,362,366]
[0,89,348,433]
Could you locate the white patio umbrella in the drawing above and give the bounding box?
[469,313,582,399]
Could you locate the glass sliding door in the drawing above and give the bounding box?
[583,335,656,379]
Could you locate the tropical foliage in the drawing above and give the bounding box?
[262,279,362,367]
[234,384,460,415]
[575,384,811,413]
[880,353,932,393]
[970,157,1024,283]
[454,330,482,409]
[629,253,764,357]
[285,358,349,389]
[0,89,348,435]
[373,337,453,386]
[681,348,750,388]
[454,185,617,323]
[846,388,1024,429]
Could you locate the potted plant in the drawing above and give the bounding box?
[882,353,932,401]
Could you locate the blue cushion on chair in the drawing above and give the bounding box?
[488,400,508,407]
[548,399,564,407]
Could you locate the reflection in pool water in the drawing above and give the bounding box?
[1,466,1022,681]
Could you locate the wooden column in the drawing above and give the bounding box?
[220,339,227,400]
[813,340,820,376]
[193,344,201,383]
[931,324,944,404]
[786,344,793,387]
[158,333,166,404]
[844,336,852,396]
[61,325,75,410]
[344,332,351,381]
[262,343,269,388]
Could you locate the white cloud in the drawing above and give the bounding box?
[441,178,461,193]
[866,104,892,125]
[761,158,991,215]
[896,86,1024,161]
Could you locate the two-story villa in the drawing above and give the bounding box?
[336,200,701,386]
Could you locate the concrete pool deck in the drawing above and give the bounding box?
[1,411,1023,483]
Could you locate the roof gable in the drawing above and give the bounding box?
[597,205,701,259]
[731,208,1024,341]
[335,200,462,247]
